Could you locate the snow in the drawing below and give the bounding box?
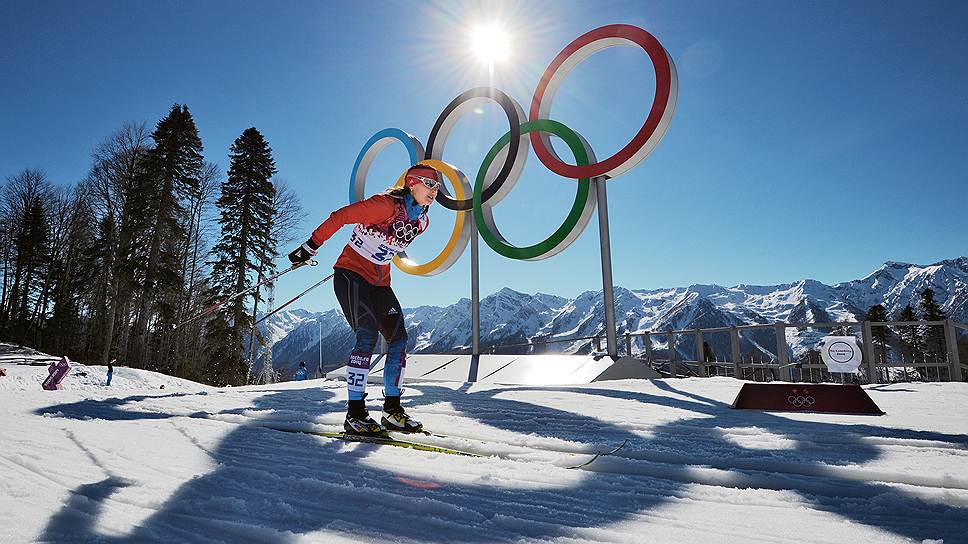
[0,356,211,395]
[2,347,967,543]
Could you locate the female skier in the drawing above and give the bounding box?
[288,165,441,436]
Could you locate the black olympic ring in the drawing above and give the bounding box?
[425,87,528,212]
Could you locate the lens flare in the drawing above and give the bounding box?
[470,23,510,63]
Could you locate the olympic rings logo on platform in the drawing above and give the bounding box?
[787,395,816,408]
[349,24,679,276]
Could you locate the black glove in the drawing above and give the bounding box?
[288,239,319,265]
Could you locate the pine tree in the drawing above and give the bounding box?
[865,304,890,362]
[207,127,278,386]
[17,194,51,344]
[128,104,204,371]
[831,323,852,337]
[702,341,715,362]
[919,288,947,359]
[0,170,53,344]
[897,304,922,359]
[201,313,236,386]
[170,162,221,380]
[38,185,95,356]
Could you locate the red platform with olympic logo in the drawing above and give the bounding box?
[731,383,884,415]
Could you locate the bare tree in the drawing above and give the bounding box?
[0,179,12,328]
[31,183,90,350]
[245,177,306,375]
[170,161,221,377]
[85,122,152,366]
[270,178,306,248]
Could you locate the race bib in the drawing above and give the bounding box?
[346,201,427,265]
[347,225,406,264]
[345,351,372,393]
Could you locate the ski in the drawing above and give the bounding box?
[266,426,481,458]
[401,428,629,468]
[191,414,631,468]
[390,429,630,469]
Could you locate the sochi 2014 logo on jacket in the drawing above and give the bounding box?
[348,201,428,265]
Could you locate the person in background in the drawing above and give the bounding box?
[106,359,114,386]
[294,362,309,381]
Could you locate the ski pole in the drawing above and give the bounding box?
[175,260,317,329]
[255,272,335,327]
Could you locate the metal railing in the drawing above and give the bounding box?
[477,319,968,384]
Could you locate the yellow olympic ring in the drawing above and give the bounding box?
[390,159,472,276]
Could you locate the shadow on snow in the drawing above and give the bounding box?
[35,380,968,543]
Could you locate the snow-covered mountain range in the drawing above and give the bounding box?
[253,257,968,379]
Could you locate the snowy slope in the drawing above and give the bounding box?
[260,308,357,380]
[258,308,318,347]
[2,353,966,543]
[0,344,211,394]
[835,257,968,320]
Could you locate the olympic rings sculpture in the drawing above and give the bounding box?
[349,24,678,276]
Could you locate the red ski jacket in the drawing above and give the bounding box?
[310,194,428,287]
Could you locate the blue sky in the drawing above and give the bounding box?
[2,0,966,312]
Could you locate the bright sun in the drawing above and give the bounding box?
[470,23,510,63]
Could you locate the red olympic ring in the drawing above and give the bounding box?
[529,24,678,180]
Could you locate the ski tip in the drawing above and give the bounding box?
[566,438,630,470]
[608,438,630,455]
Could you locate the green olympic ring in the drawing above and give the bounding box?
[474,119,597,261]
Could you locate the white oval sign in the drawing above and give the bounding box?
[818,336,863,373]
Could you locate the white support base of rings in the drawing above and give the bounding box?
[326,354,659,386]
